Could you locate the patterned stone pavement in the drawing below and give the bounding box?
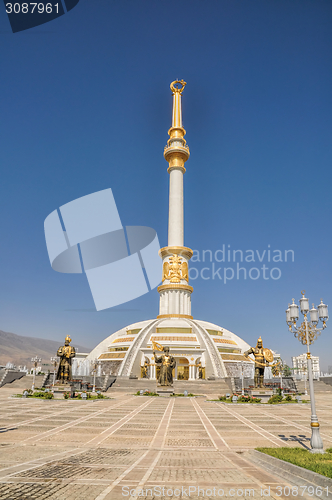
[0,388,331,500]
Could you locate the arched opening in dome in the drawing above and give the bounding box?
[177,357,189,380]
[195,357,205,380]
[140,357,150,379]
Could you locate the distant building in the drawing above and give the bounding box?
[265,350,281,379]
[271,350,281,362]
[292,353,320,380]
[17,365,28,373]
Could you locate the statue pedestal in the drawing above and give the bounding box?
[248,389,273,403]
[52,382,74,399]
[156,386,174,397]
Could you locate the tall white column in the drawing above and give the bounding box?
[158,80,193,319]
[168,168,184,247]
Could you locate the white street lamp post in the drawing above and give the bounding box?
[92,359,100,393]
[241,362,245,396]
[301,366,308,396]
[50,357,58,392]
[304,370,308,396]
[279,368,283,396]
[286,291,328,453]
[31,356,42,391]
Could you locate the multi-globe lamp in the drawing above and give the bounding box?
[286,291,328,452]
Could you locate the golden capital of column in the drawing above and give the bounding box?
[159,246,193,260]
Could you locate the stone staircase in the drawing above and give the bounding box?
[173,379,232,396]
[102,375,116,392]
[0,374,44,390]
[110,378,157,393]
[42,372,52,387]
[292,379,332,394]
[109,378,232,396]
[314,380,332,392]
[0,370,26,388]
[293,380,307,393]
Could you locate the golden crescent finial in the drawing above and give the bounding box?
[301,290,306,297]
[170,79,187,94]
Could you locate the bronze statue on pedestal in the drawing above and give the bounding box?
[56,335,76,382]
[153,345,176,387]
[141,360,149,379]
[244,337,273,388]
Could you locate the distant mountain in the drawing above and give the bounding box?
[0,329,91,367]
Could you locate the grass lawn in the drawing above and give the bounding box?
[257,447,332,479]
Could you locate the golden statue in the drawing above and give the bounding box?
[56,335,76,382]
[162,254,188,283]
[244,337,273,388]
[141,360,149,379]
[153,346,176,387]
[197,362,204,379]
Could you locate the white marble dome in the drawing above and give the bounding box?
[86,317,253,381]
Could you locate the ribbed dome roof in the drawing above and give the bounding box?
[86,318,252,380]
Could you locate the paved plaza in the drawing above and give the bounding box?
[0,386,332,499]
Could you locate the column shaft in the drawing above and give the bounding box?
[168,168,184,247]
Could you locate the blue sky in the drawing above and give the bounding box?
[1,0,332,369]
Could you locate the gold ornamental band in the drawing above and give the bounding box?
[159,246,193,259]
[157,314,194,319]
[167,165,186,174]
[158,284,193,293]
[168,126,186,137]
[165,154,189,171]
[311,422,320,427]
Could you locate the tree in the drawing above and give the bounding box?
[271,361,282,377]
[283,364,292,377]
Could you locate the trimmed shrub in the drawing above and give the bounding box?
[43,392,54,399]
[237,395,262,404]
[268,394,283,404]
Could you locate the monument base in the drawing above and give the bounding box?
[248,389,273,403]
[52,382,74,399]
[157,385,174,397]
